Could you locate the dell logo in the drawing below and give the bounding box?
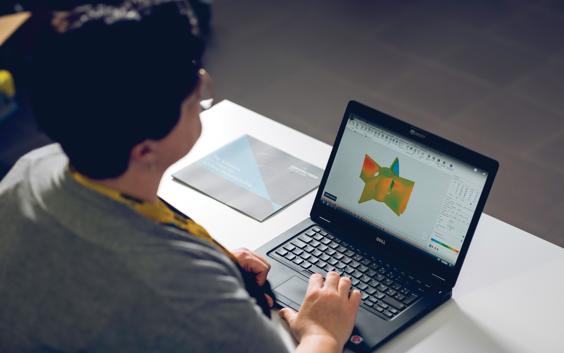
[376,237,386,245]
[409,129,426,139]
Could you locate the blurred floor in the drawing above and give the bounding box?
[204,0,564,247]
[1,0,563,247]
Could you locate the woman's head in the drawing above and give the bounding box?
[31,0,206,179]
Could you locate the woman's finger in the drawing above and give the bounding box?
[307,273,324,292]
[323,271,340,290]
[337,276,352,295]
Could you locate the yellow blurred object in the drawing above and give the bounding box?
[0,70,15,98]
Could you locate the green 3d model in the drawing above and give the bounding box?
[358,154,415,216]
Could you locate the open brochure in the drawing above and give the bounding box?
[173,135,324,221]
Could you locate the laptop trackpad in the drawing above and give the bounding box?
[274,276,309,308]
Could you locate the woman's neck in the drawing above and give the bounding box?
[95,167,163,203]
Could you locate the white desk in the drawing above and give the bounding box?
[158,100,564,353]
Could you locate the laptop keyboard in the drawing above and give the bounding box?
[270,226,428,320]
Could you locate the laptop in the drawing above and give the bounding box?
[257,100,498,352]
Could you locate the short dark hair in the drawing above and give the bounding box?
[31,0,205,179]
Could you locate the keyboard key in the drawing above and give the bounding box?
[344,266,355,275]
[382,296,405,310]
[310,240,321,247]
[317,244,328,252]
[364,301,374,308]
[283,244,296,251]
[342,257,352,264]
[301,253,311,260]
[358,265,368,273]
[309,265,326,276]
[320,231,328,236]
[309,257,319,264]
[312,226,321,232]
[377,302,389,309]
[358,283,368,291]
[336,262,346,270]
[361,293,369,301]
[369,279,379,287]
[301,261,312,269]
[317,261,327,268]
[367,269,377,277]
[304,245,315,253]
[328,258,338,266]
[334,253,344,260]
[375,306,384,313]
[292,239,307,248]
[389,307,399,314]
[377,284,388,292]
[337,246,347,253]
[300,235,313,243]
[361,258,371,266]
[329,242,339,249]
[320,254,330,261]
[321,238,331,245]
[326,249,337,256]
[293,257,304,265]
[345,250,355,257]
[292,248,303,256]
[352,278,360,286]
[312,250,322,257]
[403,294,419,305]
[275,248,288,256]
[366,287,377,295]
[305,230,316,236]
[360,275,371,283]
[313,233,323,241]
[386,289,397,296]
[395,293,406,301]
[350,261,360,269]
[375,291,385,299]
[384,311,394,318]
[285,253,296,261]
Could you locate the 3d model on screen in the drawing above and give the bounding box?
[358,154,415,216]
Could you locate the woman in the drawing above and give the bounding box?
[0,1,360,352]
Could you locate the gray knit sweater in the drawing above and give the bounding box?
[0,144,288,353]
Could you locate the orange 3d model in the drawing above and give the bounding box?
[358,154,415,216]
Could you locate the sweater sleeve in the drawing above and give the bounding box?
[132,238,291,353]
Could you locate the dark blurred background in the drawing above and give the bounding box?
[1,0,563,247]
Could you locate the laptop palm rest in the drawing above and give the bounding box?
[274,276,308,309]
[273,275,386,352]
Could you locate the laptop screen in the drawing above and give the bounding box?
[320,114,489,267]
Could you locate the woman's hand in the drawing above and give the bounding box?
[279,272,361,352]
[232,248,274,307]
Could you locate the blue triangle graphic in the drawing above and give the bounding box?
[201,136,273,204]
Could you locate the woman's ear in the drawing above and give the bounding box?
[130,140,158,169]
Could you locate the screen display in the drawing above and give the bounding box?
[320,114,488,266]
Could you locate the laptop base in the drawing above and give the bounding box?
[257,218,452,352]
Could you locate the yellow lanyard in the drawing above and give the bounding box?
[70,169,238,263]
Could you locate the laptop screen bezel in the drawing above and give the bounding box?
[310,100,498,289]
